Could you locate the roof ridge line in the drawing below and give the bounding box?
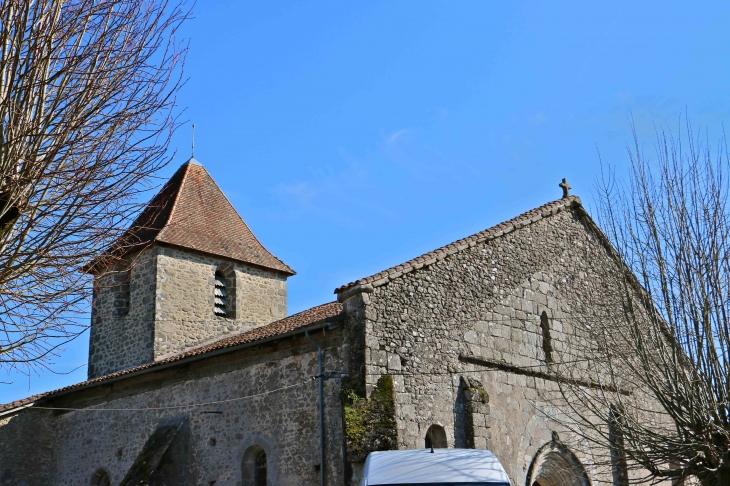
[155,162,193,242]
[83,163,191,274]
[335,196,581,296]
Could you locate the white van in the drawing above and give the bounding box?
[359,448,511,486]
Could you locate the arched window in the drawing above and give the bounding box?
[425,424,448,449]
[242,445,268,486]
[91,469,111,486]
[254,450,267,486]
[214,270,228,316]
[540,311,553,363]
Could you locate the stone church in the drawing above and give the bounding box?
[0,157,639,485]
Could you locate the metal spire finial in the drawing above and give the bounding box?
[192,123,196,158]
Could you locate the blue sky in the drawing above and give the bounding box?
[4,0,730,402]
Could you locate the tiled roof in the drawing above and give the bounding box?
[335,196,582,294]
[88,159,295,275]
[0,302,342,414]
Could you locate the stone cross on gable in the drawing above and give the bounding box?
[559,178,571,198]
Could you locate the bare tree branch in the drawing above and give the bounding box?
[547,116,730,486]
[0,0,189,375]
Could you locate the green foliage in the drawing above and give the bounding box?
[470,385,488,404]
[343,374,398,460]
[462,375,488,404]
[342,386,361,404]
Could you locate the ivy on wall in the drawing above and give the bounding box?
[343,374,397,461]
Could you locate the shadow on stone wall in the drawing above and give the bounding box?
[119,415,190,486]
[454,376,490,449]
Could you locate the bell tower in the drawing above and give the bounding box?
[86,158,295,379]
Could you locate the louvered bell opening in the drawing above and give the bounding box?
[214,275,227,316]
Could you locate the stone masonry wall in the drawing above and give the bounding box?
[50,331,344,486]
[89,244,289,378]
[0,409,54,486]
[88,247,157,379]
[348,205,634,486]
[153,245,288,358]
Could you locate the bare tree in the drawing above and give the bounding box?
[0,0,188,375]
[549,119,730,486]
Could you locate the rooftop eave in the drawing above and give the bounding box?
[154,240,296,276]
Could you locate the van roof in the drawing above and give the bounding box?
[362,449,511,485]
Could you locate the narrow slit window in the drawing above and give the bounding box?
[609,405,629,486]
[214,271,227,316]
[111,269,130,318]
[540,311,553,363]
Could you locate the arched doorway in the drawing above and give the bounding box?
[526,437,591,486]
[425,424,448,449]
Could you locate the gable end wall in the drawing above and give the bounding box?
[350,208,629,485]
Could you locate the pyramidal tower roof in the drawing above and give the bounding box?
[90,159,295,275]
